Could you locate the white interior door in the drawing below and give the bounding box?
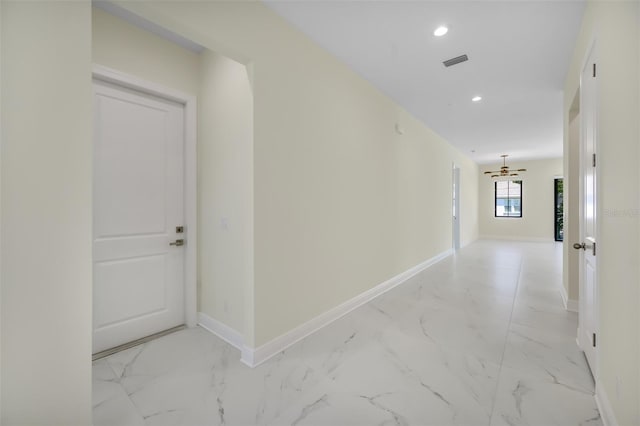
[93,79,185,354]
[452,166,461,250]
[577,45,598,373]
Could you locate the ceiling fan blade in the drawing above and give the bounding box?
[517,169,527,172]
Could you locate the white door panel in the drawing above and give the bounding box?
[94,94,169,237]
[94,256,168,327]
[93,79,185,354]
[578,46,598,373]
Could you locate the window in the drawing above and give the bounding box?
[554,178,564,241]
[495,180,522,217]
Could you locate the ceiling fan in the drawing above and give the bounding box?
[484,154,527,178]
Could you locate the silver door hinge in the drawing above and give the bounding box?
[592,154,596,167]
[592,242,596,256]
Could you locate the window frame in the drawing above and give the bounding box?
[554,178,564,241]
[494,180,523,218]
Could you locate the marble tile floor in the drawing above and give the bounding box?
[93,240,601,426]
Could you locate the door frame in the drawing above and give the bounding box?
[577,38,599,377]
[452,163,461,251]
[92,64,197,328]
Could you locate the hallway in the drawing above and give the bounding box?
[93,240,600,426]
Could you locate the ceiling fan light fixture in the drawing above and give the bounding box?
[484,154,527,179]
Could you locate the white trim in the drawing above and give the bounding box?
[197,313,244,351]
[595,380,617,426]
[93,1,204,53]
[460,238,476,249]
[92,64,198,327]
[560,283,568,307]
[479,235,555,243]
[559,283,579,312]
[240,249,454,367]
[183,94,198,327]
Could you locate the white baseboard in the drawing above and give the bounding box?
[197,312,244,351]
[479,235,555,243]
[595,380,617,426]
[241,248,454,368]
[559,283,579,312]
[459,237,477,250]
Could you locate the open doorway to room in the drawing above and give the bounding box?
[563,91,581,313]
[452,164,461,250]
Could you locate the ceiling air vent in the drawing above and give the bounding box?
[443,54,469,67]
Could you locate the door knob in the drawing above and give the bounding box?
[170,239,185,247]
[573,242,586,250]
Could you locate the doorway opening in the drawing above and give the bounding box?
[452,165,461,251]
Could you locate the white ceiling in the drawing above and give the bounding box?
[264,0,585,164]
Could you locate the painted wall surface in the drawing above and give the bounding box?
[479,158,563,241]
[0,1,4,418]
[198,50,254,338]
[1,1,92,423]
[564,1,639,424]
[92,8,200,95]
[114,0,479,347]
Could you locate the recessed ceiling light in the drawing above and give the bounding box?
[434,26,448,37]
[472,96,482,102]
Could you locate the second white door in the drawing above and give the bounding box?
[578,45,598,373]
[93,79,185,354]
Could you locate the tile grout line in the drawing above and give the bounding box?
[487,252,524,424]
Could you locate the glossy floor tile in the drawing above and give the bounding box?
[93,240,600,426]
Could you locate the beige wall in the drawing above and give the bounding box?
[1,1,92,424]
[564,1,639,424]
[92,8,200,95]
[0,0,3,417]
[198,50,254,338]
[115,0,479,347]
[479,158,563,241]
